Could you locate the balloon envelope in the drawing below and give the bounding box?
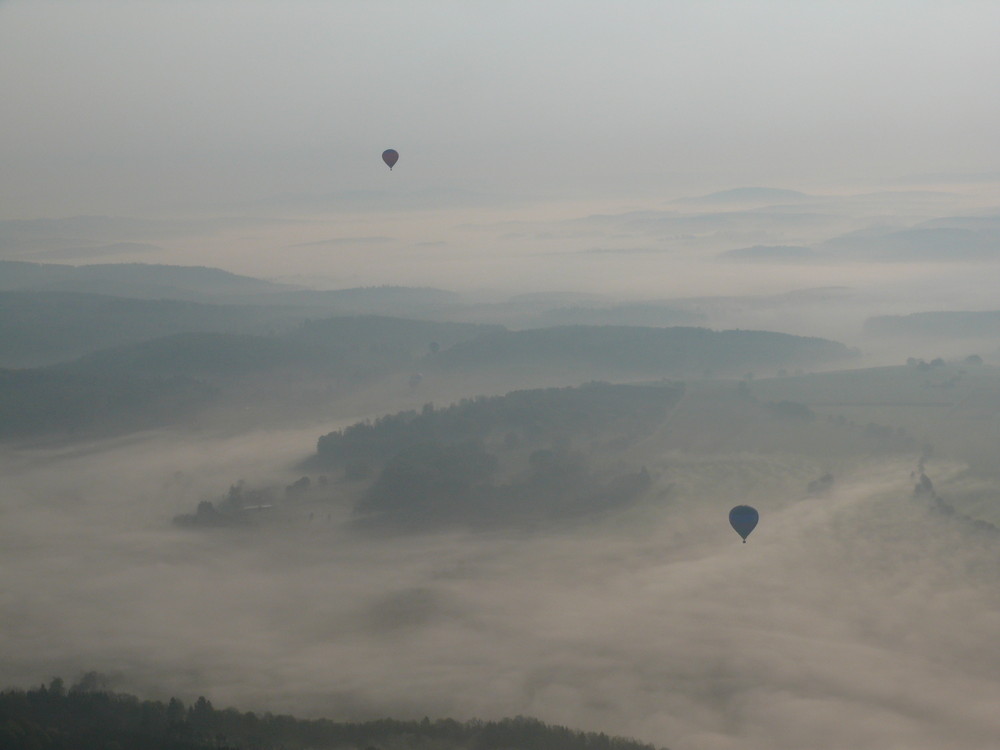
[382,149,399,170]
[729,505,759,542]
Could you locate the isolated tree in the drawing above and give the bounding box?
[285,476,311,497]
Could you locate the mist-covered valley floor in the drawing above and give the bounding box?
[4,184,1000,750]
[3,404,1000,750]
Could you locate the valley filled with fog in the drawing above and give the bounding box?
[5,182,1000,749]
[3,386,1000,750]
[4,2,1000,748]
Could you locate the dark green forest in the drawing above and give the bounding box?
[0,367,216,439]
[176,376,932,531]
[1,298,852,442]
[0,316,495,439]
[0,678,662,750]
[314,382,682,466]
[436,326,853,377]
[0,290,305,367]
[0,260,859,441]
[309,382,679,526]
[173,383,679,529]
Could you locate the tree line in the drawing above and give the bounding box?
[314,382,683,466]
[0,676,664,750]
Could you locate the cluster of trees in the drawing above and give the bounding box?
[315,382,683,466]
[307,383,678,527]
[356,440,653,528]
[176,384,678,530]
[0,678,662,750]
[765,400,816,421]
[173,499,255,529]
[174,478,327,528]
[911,469,999,535]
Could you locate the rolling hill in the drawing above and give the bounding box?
[435,325,855,379]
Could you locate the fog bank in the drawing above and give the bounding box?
[2,429,999,750]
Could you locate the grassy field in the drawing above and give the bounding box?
[746,364,1000,525]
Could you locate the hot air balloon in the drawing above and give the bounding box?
[729,505,759,543]
[382,149,399,170]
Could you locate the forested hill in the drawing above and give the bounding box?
[0,290,308,367]
[436,325,854,378]
[0,316,497,440]
[71,317,497,379]
[0,260,289,300]
[305,382,682,527]
[865,310,1000,338]
[0,367,216,440]
[0,289,491,368]
[0,260,462,309]
[0,680,663,750]
[314,382,682,466]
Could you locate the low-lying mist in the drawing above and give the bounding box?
[3,424,999,750]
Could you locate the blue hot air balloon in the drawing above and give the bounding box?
[729,505,759,543]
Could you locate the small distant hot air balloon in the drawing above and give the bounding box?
[729,505,759,543]
[382,149,399,170]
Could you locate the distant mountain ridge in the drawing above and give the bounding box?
[717,244,815,262]
[0,260,291,299]
[821,227,1000,261]
[0,260,469,366]
[866,310,1000,338]
[673,186,810,204]
[716,224,1000,264]
[0,260,461,309]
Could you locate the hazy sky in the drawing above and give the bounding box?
[3,0,1000,307]
[3,0,1000,218]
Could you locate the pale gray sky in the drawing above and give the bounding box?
[2,0,1000,217]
